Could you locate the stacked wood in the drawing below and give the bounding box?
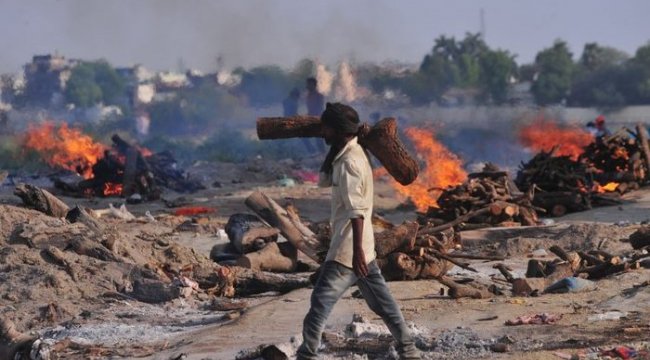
[516,125,650,216]
[580,126,647,188]
[423,165,539,230]
[53,134,203,199]
[243,191,460,281]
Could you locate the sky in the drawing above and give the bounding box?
[1,0,649,74]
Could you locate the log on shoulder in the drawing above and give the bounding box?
[256,116,419,185]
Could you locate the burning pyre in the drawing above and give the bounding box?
[22,122,203,199]
[379,127,467,211]
[516,120,650,216]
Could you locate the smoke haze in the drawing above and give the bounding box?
[1,0,649,73]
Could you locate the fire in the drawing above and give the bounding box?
[519,118,593,160]
[385,127,467,211]
[595,182,619,193]
[23,122,106,179]
[103,182,124,196]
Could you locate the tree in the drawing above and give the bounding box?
[531,40,574,105]
[579,43,628,71]
[65,63,103,108]
[569,43,629,107]
[65,61,125,108]
[628,43,650,104]
[479,50,517,104]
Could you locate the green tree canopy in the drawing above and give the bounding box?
[479,50,517,104]
[65,61,125,108]
[531,40,574,105]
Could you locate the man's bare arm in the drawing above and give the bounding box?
[351,217,369,277]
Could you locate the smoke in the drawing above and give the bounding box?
[0,0,395,73]
[333,61,358,102]
[315,63,333,95]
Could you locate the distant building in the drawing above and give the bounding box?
[23,54,75,107]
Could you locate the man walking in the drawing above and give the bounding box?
[297,103,420,360]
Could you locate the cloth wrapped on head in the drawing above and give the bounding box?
[320,102,360,134]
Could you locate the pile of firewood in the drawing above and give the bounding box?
[210,192,471,283]
[515,124,650,216]
[580,125,650,188]
[422,165,540,230]
[53,134,204,200]
[515,150,595,216]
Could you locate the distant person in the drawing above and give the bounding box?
[594,115,611,138]
[305,77,325,116]
[283,88,315,154]
[283,88,300,117]
[586,121,597,137]
[305,77,326,153]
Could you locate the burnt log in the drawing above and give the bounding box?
[231,268,311,296]
[225,213,279,254]
[257,117,419,185]
[380,252,422,281]
[629,227,650,250]
[437,276,493,299]
[14,183,69,218]
[0,317,36,360]
[245,192,324,262]
[374,221,419,258]
[236,242,298,272]
[636,123,650,180]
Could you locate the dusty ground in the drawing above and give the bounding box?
[0,159,649,360]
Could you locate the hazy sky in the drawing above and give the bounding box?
[2,0,649,74]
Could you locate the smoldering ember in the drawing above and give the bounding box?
[2,18,650,360]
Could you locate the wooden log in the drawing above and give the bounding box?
[489,201,519,217]
[14,183,69,218]
[380,252,422,281]
[580,262,630,280]
[66,205,104,236]
[357,119,419,185]
[629,227,650,250]
[578,251,605,266]
[636,123,650,180]
[236,242,298,272]
[419,207,491,236]
[493,263,515,283]
[444,253,505,261]
[0,317,36,360]
[549,245,581,271]
[257,117,419,185]
[424,252,478,273]
[231,268,311,296]
[437,276,493,299]
[418,256,452,279]
[66,238,121,262]
[245,192,324,262]
[257,115,323,139]
[374,221,419,258]
[121,147,139,197]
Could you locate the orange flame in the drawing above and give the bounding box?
[383,127,467,211]
[519,118,593,160]
[594,182,619,193]
[103,182,124,196]
[23,122,106,179]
